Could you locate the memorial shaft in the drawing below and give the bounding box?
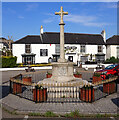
[55,6,68,63]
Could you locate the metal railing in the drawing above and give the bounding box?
[9,73,118,103]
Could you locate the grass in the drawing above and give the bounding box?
[43,111,58,117]
[2,106,119,118]
[2,106,18,115]
[28,112,41,116]
[64,110,80,118]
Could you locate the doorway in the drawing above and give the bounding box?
[68,56,73,62]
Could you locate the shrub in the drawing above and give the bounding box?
[1,56,17,68]
[94,73,101,77]
[28,112,41,116]
[44,111,57,117]
[105,56,119,64]
[75,71,81,75]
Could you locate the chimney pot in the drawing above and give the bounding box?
[40,25,43,34]
[101,30,106,43]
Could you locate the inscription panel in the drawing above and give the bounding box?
[58,67,67,76]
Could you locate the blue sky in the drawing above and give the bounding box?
[2,2,117,41]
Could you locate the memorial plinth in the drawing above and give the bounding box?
[51,62,74,82]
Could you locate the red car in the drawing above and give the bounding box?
[95,64,119,80]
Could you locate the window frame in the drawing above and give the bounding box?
[40,49,48,56]
[80,45,86,53]
[25,44,31,53]
[98,45,103,53]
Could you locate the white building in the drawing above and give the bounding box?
[106,35,119,59]
[12,26,106,65]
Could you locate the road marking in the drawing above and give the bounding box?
[110,117,116,120]
[24,115,29,119]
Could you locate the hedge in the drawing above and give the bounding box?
[105,56,119,64]
[1,56,17,68]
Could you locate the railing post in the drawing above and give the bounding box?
[35,85,38,103]
[91,86,93,103]
[115,79,117,92]
[85,86,86,102]
[9,80,12,93]
[20,74,22,80]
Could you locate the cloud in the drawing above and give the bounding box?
[7,8,16,14]
[64,15,97,23]
[84,22,109,27]
[107,3,117,8]
[43,13,57,23]
[43,13,110,27]
[64,14,109,27]
[99,2,117,11]
[43,17,54,23]
[18,15,24,19]
[26,3,39,11]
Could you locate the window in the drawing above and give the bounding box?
[25,44,31,53]
[98,45,103,53]
[117,46,119,58]
[55,44,60,54]
[80,45,85,53]
[40,49,48,56]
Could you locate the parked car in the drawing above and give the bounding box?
[94,64,119,80]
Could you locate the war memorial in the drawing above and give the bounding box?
[1,6,118,119]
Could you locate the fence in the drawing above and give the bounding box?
[9,73,118,103]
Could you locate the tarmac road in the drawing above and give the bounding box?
[1,67,94,84]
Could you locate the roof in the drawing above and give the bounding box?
[0,37,7,43]
[0,37,7,40]
[14,32,105,45]
[14,35,42,44]
[106,35,119,45]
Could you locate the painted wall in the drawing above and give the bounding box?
[31,44,55,63]
[0,43,3,50]
[12,44,55,63]
[64,44,106,63]
[12,44,25,63]
[13,43,106,64]
[106,45,119,59]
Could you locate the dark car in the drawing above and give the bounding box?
[95,64,119,80]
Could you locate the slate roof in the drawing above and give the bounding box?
[0,37,7,43]
[106,35,119,45]
[14,35,42,44]
[14,32,105,45]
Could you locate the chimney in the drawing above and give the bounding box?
[40,25,43,35]
[101,29,106,43]
[40,25,43,43]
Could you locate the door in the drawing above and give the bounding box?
[68,56,73,62]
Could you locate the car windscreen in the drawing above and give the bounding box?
[105,65,118,70]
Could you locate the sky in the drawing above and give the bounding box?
[2,2,118,41]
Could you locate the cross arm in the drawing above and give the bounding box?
[63,12,68,15]
[55,12,61,15]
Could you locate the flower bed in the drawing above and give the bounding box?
[103,81,116,94]
[80,86,94,102]
[33,86,47,102]
[22,77,32,83]
[13,83,22,94]
[92,73,101,83]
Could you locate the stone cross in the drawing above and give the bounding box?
[55,6,68,63]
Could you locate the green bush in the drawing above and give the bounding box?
[1,56,17,68]
[105,56,119,64]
